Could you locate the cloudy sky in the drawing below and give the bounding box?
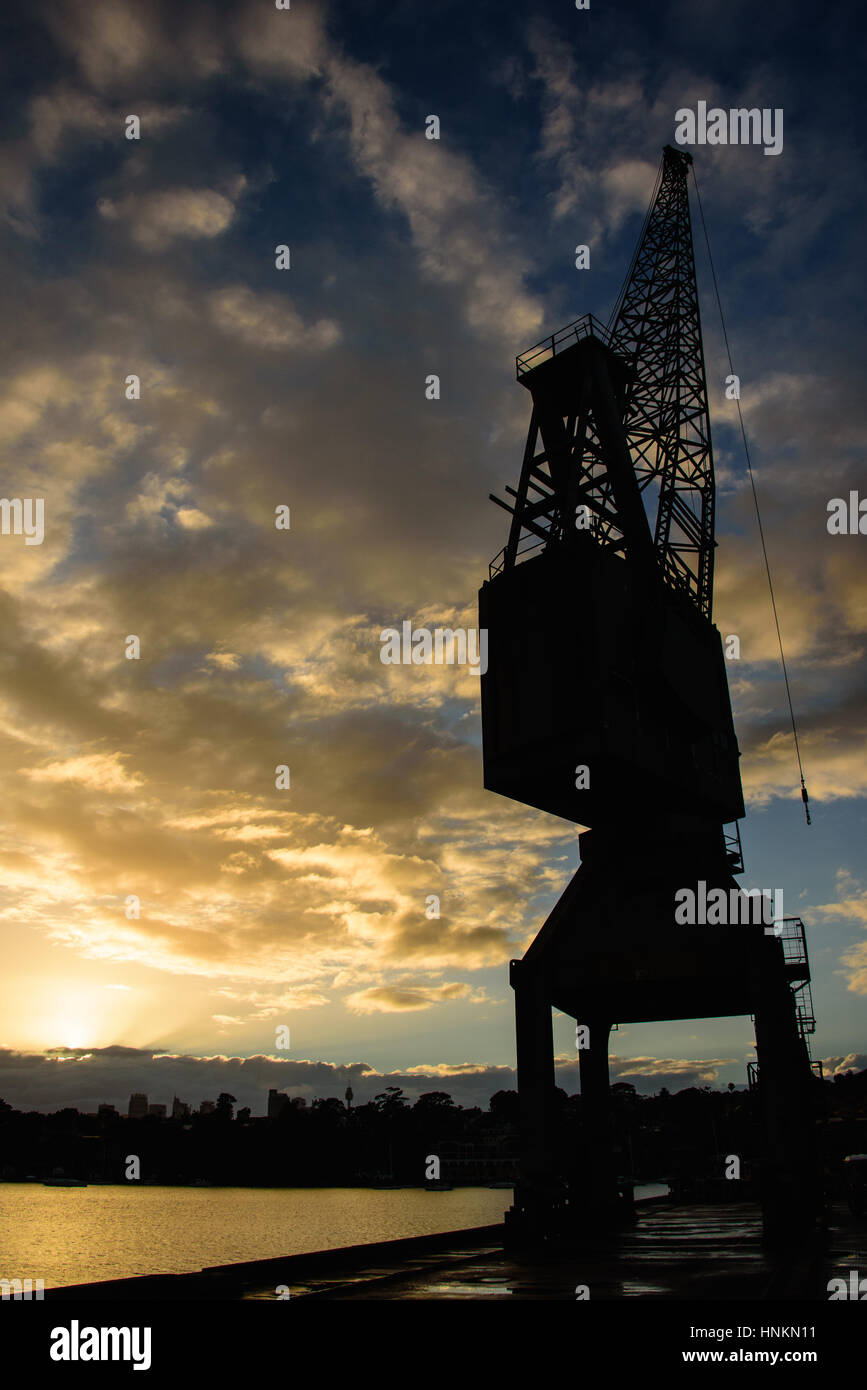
[0,0,863,1114]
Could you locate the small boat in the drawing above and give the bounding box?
[42,1178,87,1187]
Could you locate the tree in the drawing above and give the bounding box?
[373,1086,409,1114]
[312,1097,345,1118]
[413,1091,456,1114]
[216,1092,237,1121]
[489,1090,519,1123]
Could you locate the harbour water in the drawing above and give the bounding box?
[0,1184,511,1289]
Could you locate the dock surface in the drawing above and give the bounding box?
[46,1200,863,1301]
[243,1201,817,1301]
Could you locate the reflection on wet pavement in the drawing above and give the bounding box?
[243,1202,864,1300]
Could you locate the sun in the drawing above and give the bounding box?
[55,1021,90,1050]
[18,979,142,1052]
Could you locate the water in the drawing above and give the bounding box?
[0,1185,511,1289]
[633,1182,668,1201]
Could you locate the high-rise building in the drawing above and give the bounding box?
[148,1103,166,1119]
[172,1096,190,1120]
[267,1088,289,1119]
[199,1100,215,1115]
[128,1093,148,1119]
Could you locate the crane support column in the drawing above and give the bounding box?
[577,1016,620,1227]
[754,976,822,1244]
[510,960,558,1241]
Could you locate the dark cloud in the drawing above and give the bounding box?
[821,1053,867,1077]
[0,1046,744,1113]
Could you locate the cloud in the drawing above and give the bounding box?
[208,287,340,352]
[233,1,325,80]
[839,945,867,997]
[321,50,543,344]
[46,0,224,91]
[809,870,867,928]
[344,983,488,1014]
[29,88,189,161]
[174,508,214,531]
[20,752,144,793]
[403,1061,513,1078]
[806,871,867,995]
[609,1055,738,1082]
[205,652,241,672]
[98,188,239,250]
[0,1045,758,1114]
[821,1053,867,1076]
[527,21,656,232]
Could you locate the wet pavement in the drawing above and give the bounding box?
[244,1201,864,1301]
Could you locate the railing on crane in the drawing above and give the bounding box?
[724,821,744,875]
[748,917,816,1083]
[515,312,612,379]
[488,533,545,578]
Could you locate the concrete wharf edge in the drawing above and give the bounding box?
[44,1195,834,1301]
[45,1222,506,1300]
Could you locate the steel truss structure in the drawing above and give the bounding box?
[492,146,716,619]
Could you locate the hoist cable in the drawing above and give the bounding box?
[691,164,811,826]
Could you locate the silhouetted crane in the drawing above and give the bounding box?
[480,146,820,1247]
